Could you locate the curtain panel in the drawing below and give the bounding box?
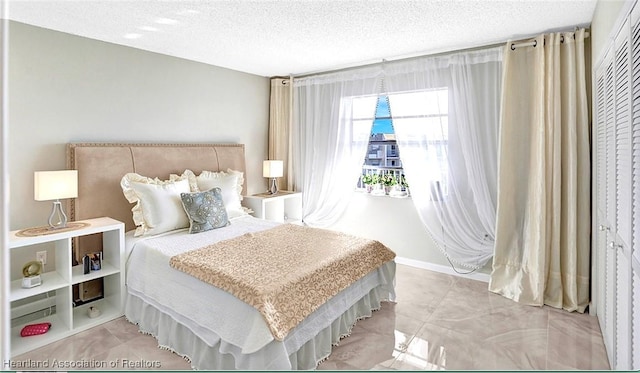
[268,78,293,191]
[292,66,383,227]
[490,29,590,312]
[383,47,503,269]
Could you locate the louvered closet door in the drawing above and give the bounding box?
[595,61,613,365]
[614,21,632,369]
[634,239,640,371]
[595,65,608,340]
[596,4,640,369]
[601,48,618,368]
[635,270,640,369]
[631,6,640,370]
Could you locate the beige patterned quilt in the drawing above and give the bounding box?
[169,223,396,341]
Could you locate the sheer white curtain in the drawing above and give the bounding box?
[490,30,590,312]
[292,67,382,227]
[384,47,503,269]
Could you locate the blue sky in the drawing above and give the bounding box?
[372,119,393,134]
[371,96,393,134]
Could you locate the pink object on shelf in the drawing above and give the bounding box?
[20,322,51,337]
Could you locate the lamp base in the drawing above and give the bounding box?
[267,178,279,195]
[48,200,68,229]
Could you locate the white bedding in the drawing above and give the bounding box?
[124,215,396,369]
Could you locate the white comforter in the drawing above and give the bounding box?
[125,215,396,357]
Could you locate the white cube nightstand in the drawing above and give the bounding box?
[243,191,303,225]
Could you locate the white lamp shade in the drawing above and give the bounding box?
[34,170,78,201]
[263,160,283,178]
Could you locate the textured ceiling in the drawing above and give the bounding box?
[8,0,597,77]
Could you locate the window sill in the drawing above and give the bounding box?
[355,188,412,199]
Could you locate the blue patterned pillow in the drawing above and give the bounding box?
[180,187,229,234]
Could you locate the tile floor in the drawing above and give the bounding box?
[12,264,610,370]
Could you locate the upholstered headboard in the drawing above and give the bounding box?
[66,143,247,234]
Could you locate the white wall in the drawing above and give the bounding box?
[8,21,270,231]
[329,192,492,274]
[591,0,632,65]
[7,21,270,277]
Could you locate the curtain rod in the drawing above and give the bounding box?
[290,27,590,79]
[292,41,502,79]
[510,31,590,50]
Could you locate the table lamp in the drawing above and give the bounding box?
[34,170,78,229]
[263,160,283,195]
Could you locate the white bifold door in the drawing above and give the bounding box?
[593,4,640,370]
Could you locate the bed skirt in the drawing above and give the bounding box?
[125,262,396,370]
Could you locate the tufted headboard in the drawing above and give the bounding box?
[66,143,246,235]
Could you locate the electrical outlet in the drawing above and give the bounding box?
[36,251,47,265]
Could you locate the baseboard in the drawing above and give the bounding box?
[395,256,490,283]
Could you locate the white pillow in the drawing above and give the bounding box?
[121,173,191,237]
[182,169,250,218]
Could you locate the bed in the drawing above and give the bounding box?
[66,142,396,370]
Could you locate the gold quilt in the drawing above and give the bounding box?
[169,223,396,341]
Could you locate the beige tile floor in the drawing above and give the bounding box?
[13,264,610,370]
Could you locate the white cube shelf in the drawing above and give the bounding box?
[8,217,124,356]
[243,191,303,224]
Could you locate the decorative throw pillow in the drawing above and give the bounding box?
[121,173,191,237]
[182,169,251,218]
[180,188,230,233]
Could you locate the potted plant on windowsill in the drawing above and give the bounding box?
[362,174,378,193]
[380,174,397,195]
[390,174,409,197]
[400,174,410,196]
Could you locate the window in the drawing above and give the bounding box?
[357,89,449,197]
[358,95,405,193]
